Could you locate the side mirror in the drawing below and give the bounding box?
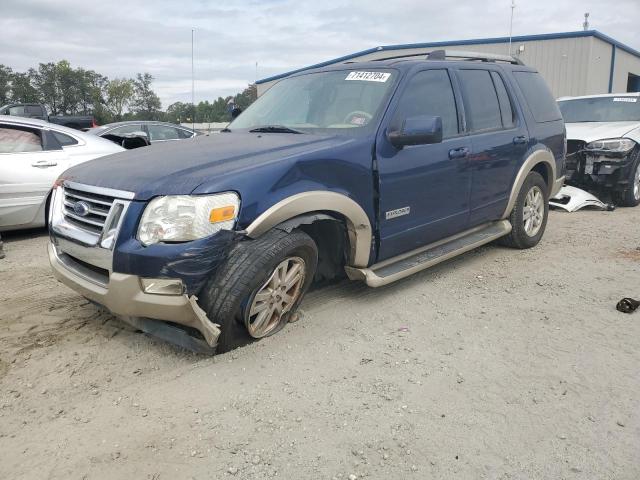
[231,107,243,119]
[387,115,443,148]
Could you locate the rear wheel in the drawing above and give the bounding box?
[199,229,317,353]
[499,171,549,249]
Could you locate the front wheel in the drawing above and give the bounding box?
[199,229,317,353]
[499,171,549,249]
[613,157,640,207]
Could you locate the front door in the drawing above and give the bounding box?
[376,68,472,261]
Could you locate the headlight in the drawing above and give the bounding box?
[585,138,636,154]
[138,192,240,246]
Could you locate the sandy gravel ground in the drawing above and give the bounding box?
[1,209,639,480]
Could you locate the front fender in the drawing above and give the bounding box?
[244,191,372,267]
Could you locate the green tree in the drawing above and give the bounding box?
[0,65,12,105]
[10,71,39,103]
[105,78,134,121]
[131,73,162,120]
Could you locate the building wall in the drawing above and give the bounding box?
[585,37,614,95]
[612,47,640,93]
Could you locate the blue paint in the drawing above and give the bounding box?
[257,30,640,85]
[608,44,616,93]
[64,59,564,278]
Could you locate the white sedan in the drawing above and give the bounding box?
[557,92,640,207]
[0,116,124,231]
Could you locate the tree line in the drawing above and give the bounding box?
[0,60,257,125]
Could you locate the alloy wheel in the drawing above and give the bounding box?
[245,256,306,338]
[523,186,545,237]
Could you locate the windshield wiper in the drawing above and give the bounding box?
[249,125,303,134]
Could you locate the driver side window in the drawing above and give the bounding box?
[393,70,459,138]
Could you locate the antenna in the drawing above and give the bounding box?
[508,0,516,55]
[583,12,590,31]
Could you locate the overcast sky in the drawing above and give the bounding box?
[2,0,639,107]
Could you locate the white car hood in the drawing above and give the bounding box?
[565,121,640,143]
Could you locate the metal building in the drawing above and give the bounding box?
[256,30,640,98]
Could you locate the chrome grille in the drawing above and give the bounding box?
[62,186,116,234]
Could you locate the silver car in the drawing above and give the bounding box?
[0,116,124,231]
[87,121,197,144]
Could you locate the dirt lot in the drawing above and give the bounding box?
[1,209,639,480]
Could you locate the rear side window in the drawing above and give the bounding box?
[148,124,181,141]
[0,126,43,153]
[491,72,515,129]
[513,71,562,122]
[52,131,78,146]
[8,106,25,116]
[458,70,502,132]
[177,128,194,139]
[108,124,144,136]
[25,105,44,116]
[393,69,459,138]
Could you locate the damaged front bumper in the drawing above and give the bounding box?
[565,145,637,192]
[49,242,221,352]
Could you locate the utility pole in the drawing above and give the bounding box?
[191,28,195,132]
[583,12,590,31]
[508,0,516,55]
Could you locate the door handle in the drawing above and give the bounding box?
[513,135,528,145]
[31,160,58,168]
[448,147,470,159]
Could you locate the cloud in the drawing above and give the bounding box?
[1,0,638,106]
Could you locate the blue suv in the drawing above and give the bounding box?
[49,50,566,353]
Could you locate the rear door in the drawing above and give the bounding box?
[376,68,472,260]
[455,67,528,225]
[0,124,69,229]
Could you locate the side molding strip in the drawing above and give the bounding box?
[245,191,373,267]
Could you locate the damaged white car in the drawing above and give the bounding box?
[557,92,640,207]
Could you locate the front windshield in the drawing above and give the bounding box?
[558,96,640,123]
[230,69,396,134]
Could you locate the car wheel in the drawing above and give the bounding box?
[499,171,549,249]
[199,228,318,353]
[614,156,640,207]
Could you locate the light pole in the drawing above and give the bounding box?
[191,28,195,132]
[508,0,516,56]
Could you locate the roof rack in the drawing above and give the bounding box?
[427,49,523,65]
[369,49,523,65]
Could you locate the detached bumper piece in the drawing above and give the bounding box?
[49,243,220,353]
[549,186,615,212]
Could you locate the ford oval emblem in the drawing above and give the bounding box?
[73,201,91,217]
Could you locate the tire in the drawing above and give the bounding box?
[613,155,640,207]
[499,171,549,249]
[199,228,318,353]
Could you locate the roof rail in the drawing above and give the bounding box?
[368,49,524,65]
[427,49,523,65]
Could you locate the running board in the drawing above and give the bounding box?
[345,220,512,287]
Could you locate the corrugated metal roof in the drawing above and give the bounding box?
[256,30,640,84]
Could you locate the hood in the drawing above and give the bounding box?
[62,132,354,200]
[565,121,640,143]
